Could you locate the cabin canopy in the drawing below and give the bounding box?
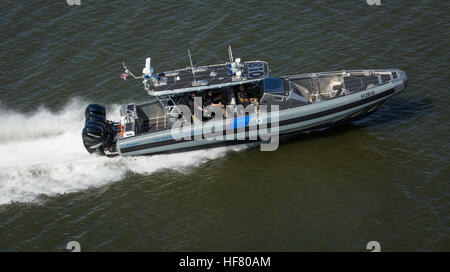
[263,78,287,95]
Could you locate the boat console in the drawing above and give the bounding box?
[121,104,137,138]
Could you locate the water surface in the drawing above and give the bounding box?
[0,0,448,251]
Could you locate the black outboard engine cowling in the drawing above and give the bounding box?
[85,119,105,130]
[82,125,105,153]
[82,104,117,155]
[85,104,106,119]
[86,113,106,124]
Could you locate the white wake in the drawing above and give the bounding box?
[0,100,246,205]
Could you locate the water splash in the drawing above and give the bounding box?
[0,100,247,205]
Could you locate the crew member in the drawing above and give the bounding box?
[203,90,224,119]
[181,92,203,122]
[237,85,250,106]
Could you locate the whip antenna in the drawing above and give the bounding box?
[188,49,197,81]
[228,45,234,63]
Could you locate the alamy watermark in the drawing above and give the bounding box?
[66,241,81,252]
[366,241,381,252]
[66,0,81,6]
[66,240,380,251]
[366,0,381,6]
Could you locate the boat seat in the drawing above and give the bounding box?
[293,83,313,103]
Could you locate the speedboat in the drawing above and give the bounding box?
[82,47,408,156]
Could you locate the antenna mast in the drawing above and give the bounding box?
[188,49,199,83]
[188,49,196,80]
[228,45,234,63]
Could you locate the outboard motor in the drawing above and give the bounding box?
[86,113,106,124]
[82,124,105,153]
[85,104,106,119]
[82,104,117,155]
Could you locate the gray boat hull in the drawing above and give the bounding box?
[116,71,407,156]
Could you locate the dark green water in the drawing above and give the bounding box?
[0,0,448,251]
